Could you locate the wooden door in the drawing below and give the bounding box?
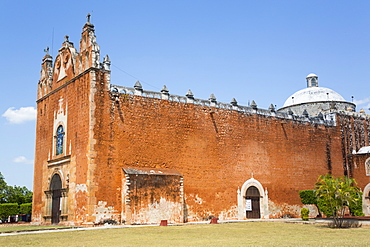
[51,189,61,224]
[245,186,260,219]
[50,174,62,224]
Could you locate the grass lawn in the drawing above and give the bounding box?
[0,224,73,233]
[0,221,369,246]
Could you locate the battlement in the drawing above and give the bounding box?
[110,82,338,127]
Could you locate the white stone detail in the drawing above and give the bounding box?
[268,201,301,218]
[238,178,269,219]
[76,184,87,193]
[53,98,68,156]
[132,198,182,224]
[94,201,118,223]
[358,146,370,154]
[362,183,370,216]
[218,206,238,220]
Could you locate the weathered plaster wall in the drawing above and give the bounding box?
[90,92,346,221]
[123,173,183,224]
[34,20,370,225]
[33,69,104,225]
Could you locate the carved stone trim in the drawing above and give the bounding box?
[48,155,71,167]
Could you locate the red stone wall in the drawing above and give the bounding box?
[89,91,347,220]
[34,66,370,224]
[33,20,370,224]
[33,70,102,224]
[352,154,370,187]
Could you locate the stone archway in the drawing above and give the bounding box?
[237,178,269,219]
[363,183,370,216]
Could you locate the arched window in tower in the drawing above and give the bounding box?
[56,125,64,155]
[311,78,317,87]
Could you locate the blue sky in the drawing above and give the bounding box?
[0,0,369,190]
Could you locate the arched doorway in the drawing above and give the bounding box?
[50,174,62,224]
[238,178,268,219]
[245,186,260,219]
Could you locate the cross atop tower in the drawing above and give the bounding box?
[86,13,91,23]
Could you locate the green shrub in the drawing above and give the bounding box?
[301,208,309,221]
[317,197,333,217]
[0,203,19,219]
[19,203,32,215]
[349,191,364,216]
[299,190,317,205]
[299,190,322,217]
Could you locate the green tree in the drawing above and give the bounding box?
[5,186,32,204]
[348,190,364,217]
[0,172,33,204]
[315,174,362,228]
[0,172,8,203]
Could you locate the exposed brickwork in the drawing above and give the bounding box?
[32,19,370,225]
[99,93,343,219]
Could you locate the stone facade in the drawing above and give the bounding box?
[32,18,370,225]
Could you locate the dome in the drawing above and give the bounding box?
[283,86,346,108]
[306,73,317,78]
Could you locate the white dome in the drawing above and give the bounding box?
[283,86,346,107]
[306,73,317,78]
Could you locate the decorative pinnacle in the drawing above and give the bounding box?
[64,35,69,43]
[268,104,275,112]
[209,93,216,102]
[134,81,142,90]
[250,100,257,109]
[186,89,194,98]
[161,85,169,94]
[87,13,91,23]
[103,55,110,63]
[230,98,238,106]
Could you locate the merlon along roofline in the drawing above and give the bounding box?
[109,83,343,126]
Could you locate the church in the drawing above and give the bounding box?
[32,16,370,225]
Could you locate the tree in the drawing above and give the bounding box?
[315,174,362,228]
[5,186,32,205]
[0,172,32,204]
[0,172,8,203]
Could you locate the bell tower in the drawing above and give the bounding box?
[38,48,53,99]
[78,13,100,72]
[33,14,111,225]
